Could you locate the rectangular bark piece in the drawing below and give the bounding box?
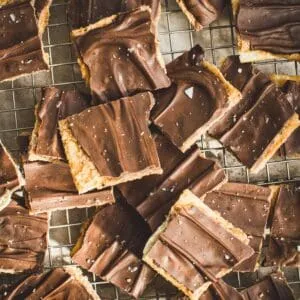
[241,272,295,300]
[0,0,49,82]
[29,87,90,162]
[208,55,300,173]
[0,140,24,211]
[71,203,155,298]
[233,0,300,62]
[59,92,162,194]
[151,45,241,152]
[192,182,277,272]
[143,190,254,300]
[0,200,48,274]
[118,131,226,232]
[71,6,170,104]
[0,267,100,300]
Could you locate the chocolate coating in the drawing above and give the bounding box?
[146,203,254,293]
[194,182,272,271]
[72,203,155,298]
[24,161,115,213]
[68,0,160,29]
[0,1,48,82]
[118,131,223,231]
[241,273,295,300]
[67,92,160,178]
[73,8,170,104]
[1,268,96,300]
[31,87,90,161]
[152,45,228,151]
[237,0,300,55]
[0,200,48,273]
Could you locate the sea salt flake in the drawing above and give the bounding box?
[184,87,194,99]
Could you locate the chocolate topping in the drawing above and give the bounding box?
[0,1,48,82]
[66,92,160,178]
[0,200,48,273]
[72,7,170,104]
[68,0,160,29]
[208,56,297,170]
[152,45,228,152]
[237,0,300,55]
[30,87,90,161]
[194,182,273,271]
[72,203,155,298]
[241,273,295,300]
[1,267,98,300]
[118,131,224,231]
[23,161,115,213]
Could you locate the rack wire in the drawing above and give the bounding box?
[0,0,299,298]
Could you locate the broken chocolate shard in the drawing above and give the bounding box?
[152,45,241,152]
[0,140,24,211]
[29,87,90,162]
[177,0,226,31]
[241,272,295,300]
[0,1,49,82]
[68,0,161,29]
[1,267,100,299]
[59,92,162,194]
[235,0,300,62]
[0,200,48,274]
[72,7,170,104]
[71,202,155,298]
[143,190,254,299]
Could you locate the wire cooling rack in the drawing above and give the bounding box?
[0,0,300,298]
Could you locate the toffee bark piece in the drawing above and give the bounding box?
[0,1,49,82]
[241,272,295,300]
[71,203,155,298]
[0,200,48,274]
[59,92,162,194]
[151,45,241,152]
[34,0,52,34]
[233,0,300,62]
[143,190,254,300]
[72,7,170,104]
[208,55,300,173]
[23,161,115,214]
[29,87,90,162]
[177,0,226,31]
[1,267,100,300]
[68,0,161,29]
[0,140,24,211]
[192,182,276,272]
[118,131,226,232]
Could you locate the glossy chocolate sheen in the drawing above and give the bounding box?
[68,0,160,29]
[0,1,48,81]
[151,45,227,150]
[147,204,254,292]
[195,182,272,271]
[72,203,155,298]
[73,8,170,104]
[264,237,300,267]
[32,87,90,161]
[237,0,300,54]
[1,268,94,300]
[0,142,19,199]
[183,0,226,27]
[209,56,295,168]
[271,183,300,241]
[241,273,295,300]
[0,200,48,273]
[118,130,223,231]
[23,161,114,213]
[67,92,160,178]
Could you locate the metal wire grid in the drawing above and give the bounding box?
[0,0,300,298]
